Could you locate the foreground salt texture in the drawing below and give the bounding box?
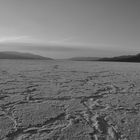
[0,60,140,140]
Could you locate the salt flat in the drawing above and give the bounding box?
[0,60,140,140]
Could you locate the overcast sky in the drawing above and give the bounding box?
[0,0,139,58]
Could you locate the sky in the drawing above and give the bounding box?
[0,0,139,58]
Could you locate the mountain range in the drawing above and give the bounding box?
[69,57,99,61]
[69,53,140,62]
[99,53,140,62]
[0,51,140,62]
[0,51,52,60]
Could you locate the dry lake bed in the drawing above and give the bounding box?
[0,60,140,140]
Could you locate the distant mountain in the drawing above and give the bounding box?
[68,53,140,63]
[99,53,140,62]
[69,57,100,61]
[0,51,52,60]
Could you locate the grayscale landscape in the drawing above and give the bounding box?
[0,60,140,140]
[0,0,140,139]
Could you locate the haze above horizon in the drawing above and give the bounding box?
[0,0,139,58]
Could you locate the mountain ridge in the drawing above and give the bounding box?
[99,53,140,62]
[0,51,52,60]
[68,53,140,62]
[69,57,100,61]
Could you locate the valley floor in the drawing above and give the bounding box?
[0,60,140,140]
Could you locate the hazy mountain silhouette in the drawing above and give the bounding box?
[69,57,100,61]
[69,53,140,63]
[0,51,52,60]
[99,53,140,62]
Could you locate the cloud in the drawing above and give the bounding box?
[0,36,29,43]
[0,42,95,52]
[47,37,74,44]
